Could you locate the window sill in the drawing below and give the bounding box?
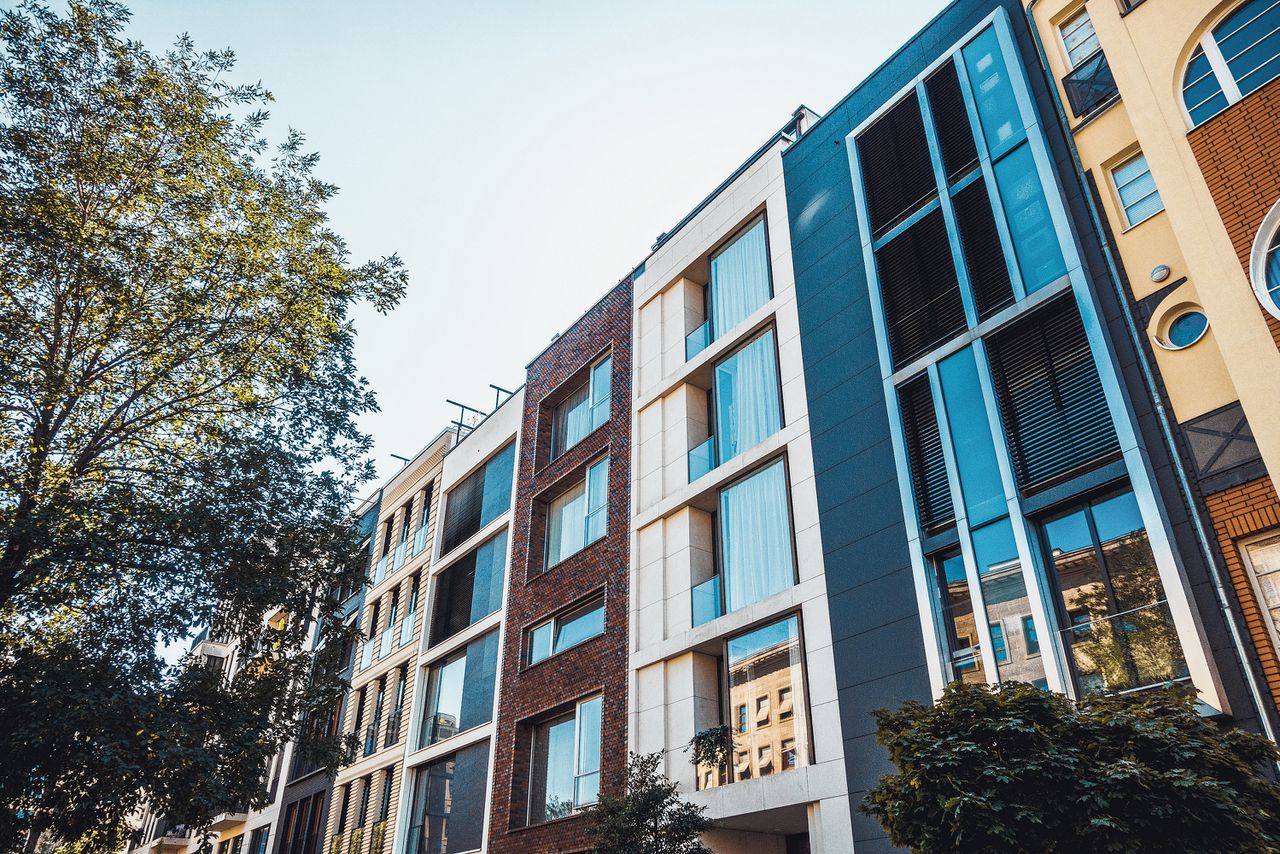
[509,809,593,834]
[1068,93,1121,133]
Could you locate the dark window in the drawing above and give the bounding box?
[440,442,516,555]
[419,630,500,748]
[429,531,507,647]
[925,60,978,182]
[406,742,490,854]
[899,376,954,532]
[951,178,1014,320]
[356,775,372,827]
[380,768,394,821]
[335,784,350,833]
[986,298,1120,490]
[858,91,937,238]
[875,209,967,368]
[248,827,269,854]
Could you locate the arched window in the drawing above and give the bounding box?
[1182,0,1280,127]
[1249,199,1280,320]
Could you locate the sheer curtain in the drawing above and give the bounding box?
[546,483,586,567]
[720,459,795,611]
[554,385,591,456]
[715,329,782,463]
[710,218,771,336]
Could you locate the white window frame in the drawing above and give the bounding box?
[1110,152,1164,229]
[544,456,609,568]
[526,595,605,665]
[1057,7,1100,69]
[1240,530,1280,655]
[527,694,602,823]
[1249,198,1280,321]
[551,353,612,459]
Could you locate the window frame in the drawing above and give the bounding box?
[707,324,786,469]
[1182,0,1280,127]
[526,593,606,665]
[1109,152,1164,230]
[551,352,613,459]
[1239,530,1280,657]
[1248,198,1280,321]
[1057,7,1100,70]
[526,694,603,824]
[543,456,609,569]
[705,212,775,342]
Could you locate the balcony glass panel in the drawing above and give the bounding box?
[685,320,711,362]
[393,540,407,570]
[691,575,722,627]
[359,641,373,672]
[373,555,388,586]
[379,625,394,659]
[1062,49,1118,117]
[398,611,415,647]
[687,436,716,484]
[412,524,428,556]
[1061,601,1188,692]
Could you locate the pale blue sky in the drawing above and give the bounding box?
[123,0,948,487]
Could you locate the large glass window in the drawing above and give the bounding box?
[418,630,499,747]
[992,144,1067,293]
[413,483,433,556]
[937,347,1006,527]
[719,459,796,613]
[406,742,490,854]
[712,328,782,466]
[429,531,507,647]
[726,616,808,783]
[971,518,1046,687]
[1183,0,1280,127]
[933,549,985,683]
[527,596,605,665]
[1042,489,1188,693]
[552,354,612,458]
[528,695,602,824]
[545,457,608,568]
[709,218,772,338]
[440,442,516,556]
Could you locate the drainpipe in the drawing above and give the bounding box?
[1024,0,1278,745]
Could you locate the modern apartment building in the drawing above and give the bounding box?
[485,279,632,854]
[391,393,523,854]
[778,0,1274,848]
[1024,0,1280,722]
[628,105,855,854]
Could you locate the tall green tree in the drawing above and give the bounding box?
[0,1,405,849]
[864,681,1280,853]
[587,753,712,854]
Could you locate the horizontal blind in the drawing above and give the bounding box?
[899,376,954,531]
[875,209,968,368]
[925,60,979,182]
[951,178,1014,320]
[858,91,938,239]
[987,298,1120,490]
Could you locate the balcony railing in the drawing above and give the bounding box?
[398,611,416,647]
[384,709,402,749]
[1062,49,1118,118]
[372,554,389,586]
[687,436,716,483]
[685,320,712,361]
[379,624,394,659]
[392,540,407,571]
[1061,600,1189,694]
[412,524,429,556]
[691,575,722,627]
[359,640,373,672]
[363,723,378,756]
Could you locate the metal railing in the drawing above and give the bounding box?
[1062,49,1118,117]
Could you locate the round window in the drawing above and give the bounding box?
[1161,311,1209,350]
[1250,198,1280,320]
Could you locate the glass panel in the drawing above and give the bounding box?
[585,458,608,545]
[937,347,1005,526]
[553,384,591,458]
[1060,9,1099,67]
[1217,0,1280,95]
[1044,490,1188,693]
[691,575,723,627]
[934,549,985,683]
[1183,46,1228,126]
[726,616,808,783]
[993,144,1067,292]
[530,713,577,823]
[441,441,515,555]
[546,482,586,567]
[685,320,712,362]
[1114,154,1163,226]
[479,442,516,528]
[710,218,772,337]
[1245,534,1280,641]
[687,435,717,483]
[720,459,796,612]
[714,328,782,465]
[528,621,554,665]
[429,531,507,646]
[972,518,1046,687]
[554,599,605,654]
[590,356,612,430]
[962,27,1026,159]
[574,696,602,806]
[406,742,489,854]
[420,652,465,747]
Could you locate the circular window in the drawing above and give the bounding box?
[1164,311,1208,349]
[1250,199,1280,320]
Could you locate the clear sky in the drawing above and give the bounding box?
[122,0,949,488]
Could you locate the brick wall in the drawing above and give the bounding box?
[1204,475,1280,711]
[487,279,632,854]
[1187,76,1280,349]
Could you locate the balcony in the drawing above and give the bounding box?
[1061,600,1189,694]
[208,808,248,831]
[687,436,716,483]
[379,624,394,659]
[412,524,429,556]
[392,540,407,571]
[372,554,389,586]
[398,611,416,647]
[691,575,722,627]
[685,320,712,361]
[1062,49,1118,118]
[384,709,402,749]
[359,640,373,672]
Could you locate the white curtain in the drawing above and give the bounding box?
[554,385,591,456]
[715,329,781,463]
[710,219,771,336]
[546,482,586,567]
[720,459,795,611]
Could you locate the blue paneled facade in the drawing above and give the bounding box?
[781,1,1268,849]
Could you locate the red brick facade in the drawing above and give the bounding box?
[1204,476,1280,712]
[487,279,632,854]
[1187,75,1280,349]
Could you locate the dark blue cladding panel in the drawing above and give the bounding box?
[781,0,1047,845]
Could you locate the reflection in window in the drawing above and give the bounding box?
[419,631,499,748]
[545,457,609,567]
[973,518,1047,687]
[429,531,507,647]
[528,597,605,664]
[719,459,796,613]
[440,442,516,556]
[529,696,602,823]
[709,218,772,338]
[552,355,612,458]
[934,549,985,684]
[725,616,808,784]
[1043,489,1189,693]
[406,742,490,854]
[713,328,782,465]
